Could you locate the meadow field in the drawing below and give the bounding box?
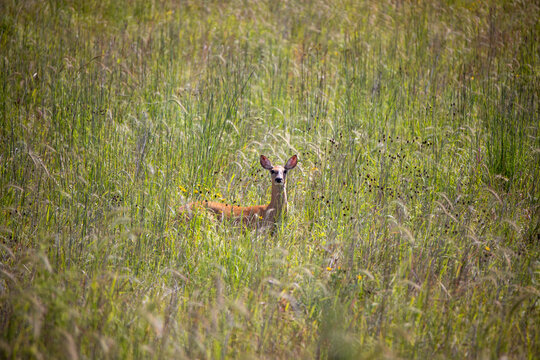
[0,0,538,358]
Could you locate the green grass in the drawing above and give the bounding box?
[1,0,539,358]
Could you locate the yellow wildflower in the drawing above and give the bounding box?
[326,267,333,271]
[485,246,490,251]
[357,275,363,280]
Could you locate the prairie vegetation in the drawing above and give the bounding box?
[0,0,538,358]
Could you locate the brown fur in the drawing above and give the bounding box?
[178,201,272,226]
[177,155,297,228]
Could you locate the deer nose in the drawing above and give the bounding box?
[275,177,283,183]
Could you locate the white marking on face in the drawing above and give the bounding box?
[260,155,297,186]
[270,165,287,185]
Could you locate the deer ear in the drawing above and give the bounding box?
[260,155,273,170]
[284,155,298,170]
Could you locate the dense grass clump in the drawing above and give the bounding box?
[1,0,538,358]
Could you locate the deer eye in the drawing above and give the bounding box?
[270,170,277,174]
[284,170,288,174]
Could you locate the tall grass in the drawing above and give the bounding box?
[1,0,539,358]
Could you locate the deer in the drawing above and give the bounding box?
[177,155,298,227]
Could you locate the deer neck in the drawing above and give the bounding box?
[267,183,287,219]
